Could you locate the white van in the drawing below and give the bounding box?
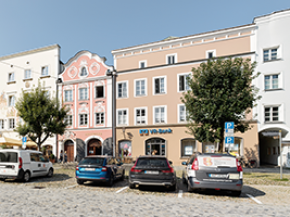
[0,149,53,182]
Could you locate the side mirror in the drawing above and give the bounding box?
[182,161,187,165]
[169,161,173,165]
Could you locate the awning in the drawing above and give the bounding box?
[0,137,37,148]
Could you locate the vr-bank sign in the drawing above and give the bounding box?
[139,128,172,135]
[225,122,234,146]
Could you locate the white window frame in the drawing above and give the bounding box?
[206,50,216,59]
[166,53,177,65]
[8,118,15,129]
[0,119,4,129]
[117,81,128,99]
[139,60,147,68]
[177,73,190,92]
[134,107,148,125]
[264,105,280,123]
[117,108,128,126]
[65,115,73,127]
[153,76,167,95]
[95,85,105,98]
[263,47,279,62]
[8,95,15,107]
[134,78,147,97]
[264,73,282,90]
[153,105,167,124]
[24,69,32,79]
[95,112,105,125]
[8,72,15,82]
[79,114,88,126]
[79,88,88,100]
[178,104,186,123]
[64,90,73,102]
[41,66,49,76]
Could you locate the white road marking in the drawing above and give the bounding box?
[178,190,183,198]
[116,186,128,194]
[64,184,77,190]
[246,194,263,205]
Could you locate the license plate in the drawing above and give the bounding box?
[85,168,95,171]
[228,173,240,179]
[209,174,227,178]
[145,171,159,174]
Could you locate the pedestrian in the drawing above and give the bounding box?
[64,151,68,163]
[60,150,63,163]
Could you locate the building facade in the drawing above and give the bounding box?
[0,45,61,155]
[58,51,113,162]
[112,24,259,165]
[253,9,290,167]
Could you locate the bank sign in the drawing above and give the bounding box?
[139,128,172,135]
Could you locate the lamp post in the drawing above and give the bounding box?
[106,68,117,157]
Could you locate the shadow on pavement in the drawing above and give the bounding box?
[80,178,129,189]
[2,173,72,184]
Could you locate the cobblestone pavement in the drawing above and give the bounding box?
[0,181,290,217]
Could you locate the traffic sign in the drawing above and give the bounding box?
[22,137,27,149]
[225,136,234,144]
[225,122,234,130]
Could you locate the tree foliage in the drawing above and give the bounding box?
[15,82,69,150]
[182,58,260,151]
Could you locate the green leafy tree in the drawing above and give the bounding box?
[182,58,260,152]
[15,82,69,150]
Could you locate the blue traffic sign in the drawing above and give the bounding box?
[225,137,234,144]
[22,137,27,143]
[225,122,234,130]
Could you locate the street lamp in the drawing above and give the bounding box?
[106,68,117,157]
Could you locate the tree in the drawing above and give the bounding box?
[182,58,260,152]
[15,82,69,151]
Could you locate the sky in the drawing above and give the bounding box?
[0,0,290,66]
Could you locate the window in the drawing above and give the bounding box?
[179,104,186,122]
[119,140,132,157]
[117,109,127,125]
[95,113,104,124]
[265,75,279,90]
[41,66,49,76]
[181,139,196,157]
[64,90,73,102]
[139,60,147,68]
[8,96,15,107]
[9,119,15,129]
[65,115,73,126]
[263,48,278,62]
[117,82,127,98]
[79,88,88,100]
[44,91,50,98]
[135,79,146,97]
[135,108,146,125]
[80,67,88,76]
[208,52,213,58]
[145,138,166,156]
[154,106,166,124]
[8,72,15,82]
[154,77,166,94]
[24,69,31,79]
[79,114,88,126]
[166,54,177,64]
[95,86,104,98]
[0,119,4,129]
[265,106,279,122]
[179,74,190,92]
[206,50,216,59]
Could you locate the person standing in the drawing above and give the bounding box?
[60,150,63,163]
[64,151,68,163]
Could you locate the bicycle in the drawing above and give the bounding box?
[238,157,257,168]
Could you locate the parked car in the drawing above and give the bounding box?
[76,156,125,186]
[0,149,53,182]
[182,152,243,196]
[129,155,176,191]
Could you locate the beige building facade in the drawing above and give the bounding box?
[112,24,259,166]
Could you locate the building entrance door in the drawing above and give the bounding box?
[87,139,102,156]
[64,140,74,162]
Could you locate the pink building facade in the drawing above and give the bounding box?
[58,51,113,162]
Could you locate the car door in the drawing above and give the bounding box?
[38,154,49,176]
[30,153,42,177]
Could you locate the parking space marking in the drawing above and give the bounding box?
[178,190,183,198]
[246,194,263,205]
[64,184,77,190]
[116,186,128,194]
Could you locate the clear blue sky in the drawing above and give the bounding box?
[1,0,289,66]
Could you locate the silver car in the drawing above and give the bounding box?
[182,153,243,196]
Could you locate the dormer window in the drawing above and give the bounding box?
[80,67,88,76]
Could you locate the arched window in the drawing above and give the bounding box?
[80,67,88,76]
[145,138,166,156]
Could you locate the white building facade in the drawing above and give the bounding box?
[253,9,290,167]
[0,45,61,155]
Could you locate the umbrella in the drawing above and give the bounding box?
[0,136,37,148]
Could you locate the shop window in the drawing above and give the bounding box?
[145,138,166,156]
[202,141,215,153]
[181,139,196,157]
[226,137,242,156]
[119,140,132,157]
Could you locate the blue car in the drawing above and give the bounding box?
[76,156,125,186]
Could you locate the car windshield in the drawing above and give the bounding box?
[79,158,104,166]
[136,158,168,168]
[0,152,18,163]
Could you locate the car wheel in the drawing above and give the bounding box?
[0,178,5,182]
[120,171,125,181]
[77,179,84,185]
[23,171,30,182]
[107,174,114,187]
[47,168,53,177]
[129,183,135,189]
[232,190,242,197]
